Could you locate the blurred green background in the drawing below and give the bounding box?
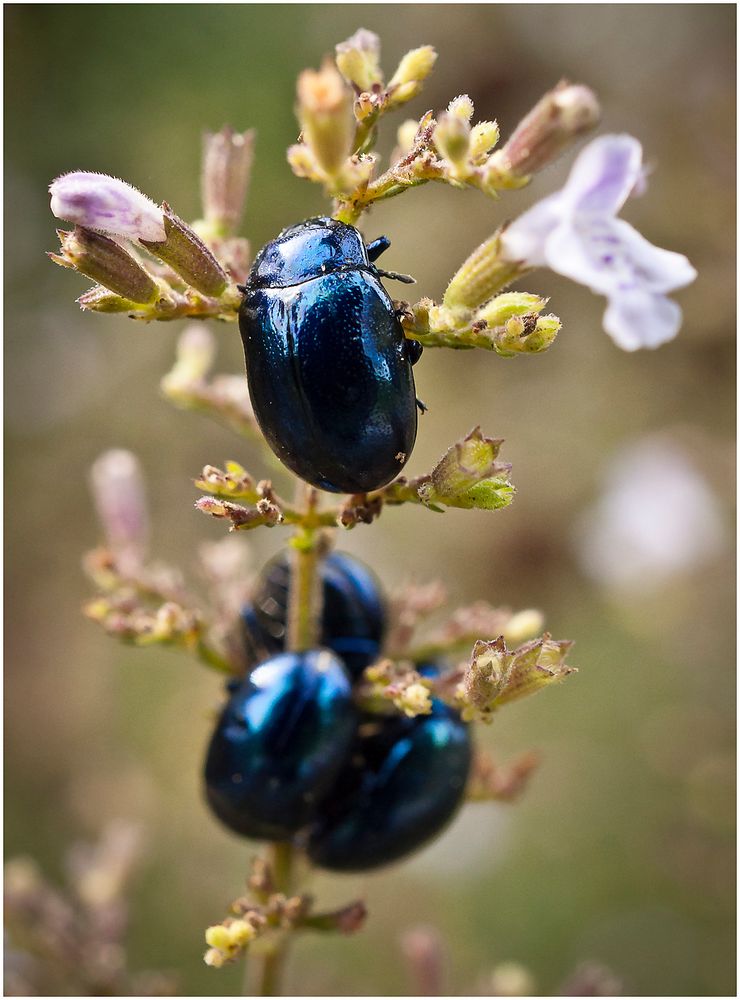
[5,4,735,996]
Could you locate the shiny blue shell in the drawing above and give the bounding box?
[204,650,356,841]
[239,217,418,494]
[306,698,472,871]
[241,551,386,680]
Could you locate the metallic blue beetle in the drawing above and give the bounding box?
[239,217,422,494]
[204,650,357,841]
[306,695,472,872]
[241,550,386,680]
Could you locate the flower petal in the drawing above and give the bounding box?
[561,134,643,216]
[544,217,696,297]
[603,290,682,351]
[49,171,166,242]
[499,192,564,266]
[609,219,698,292]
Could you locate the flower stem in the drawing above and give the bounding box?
[248,842,295,997]
[287,484,324,651]
[248,481,323,997]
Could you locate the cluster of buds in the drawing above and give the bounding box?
[193,427,516,541]
[47,127,254,321]
[360,659,433,717]
[288,30,437,198]
[400,259,562,355]
[84,451,237,674]
[358,631,574,724]
[160,325,263,443]
[204,857,366,968]
[4,824,176,996]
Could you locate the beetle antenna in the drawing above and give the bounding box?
[375,268,416,284]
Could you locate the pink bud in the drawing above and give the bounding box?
[49,171,166,241]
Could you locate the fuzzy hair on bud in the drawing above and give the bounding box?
[49,171,166,241]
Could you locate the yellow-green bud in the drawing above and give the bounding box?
[444,232,527,310]
[433,112,471,167]
[395,119,419,159]
[296,60,354,178]
[502,609,545,645]
[470,120,500,162]
[335,28,382,92]
[431,427,505,498]
[287,143,320,180]
[396,682,432,717]
[205,925,232,952]
[162,324,216,393]
[386,46,436,106]
[475,291,547,326]
[447,94,474,121]
[227,919,256,948]
[77,285,143,313]
[389,45,437,88]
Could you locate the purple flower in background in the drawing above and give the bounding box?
[501,135,697,350]
[49,171,166,242]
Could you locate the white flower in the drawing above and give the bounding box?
[49,171,166,242]
[573,437,725,592]
[501,134,697,350]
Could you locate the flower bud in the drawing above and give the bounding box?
[388,46,437,99]
[494,81,600,178]
[296,60,354,178]
[89,449,149,571]
[204,925,231,951]
[227,919,256,948]
[493,314,560,355]
[392,119,420,162]
[49,171,166,241]
[77,285,141,313]
[50,227,158,303]
[201,126,255,237]
[287,143,320,180]
[140,204,228,296]
[443,232,527,311]
[475,291,547,326]
[433,112,471,167]
[203,947,226,968]
[501,609,546,645]
[423,427,514,511]
[161,324,216,393]
[447,94,474,121]
[335,28,382,92]
[470,120,499,162]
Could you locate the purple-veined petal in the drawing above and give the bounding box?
[608,219,697,292]
[561,134,643,216]
[499,192,564,266]
[544,216,697,298]
[49,171,166,242]
[603,290,682,351]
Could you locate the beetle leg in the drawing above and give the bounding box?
[416,396,429,414]
[236,282,248,293]
[366,235,391,261]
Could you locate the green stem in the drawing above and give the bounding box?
[248,481,323,996]
[244,842,295,997]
